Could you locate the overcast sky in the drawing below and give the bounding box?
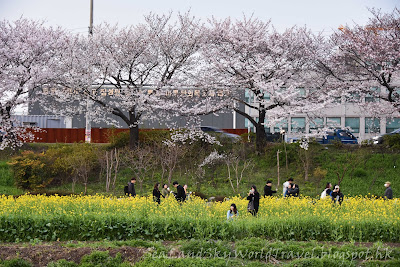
[0,0,399,35]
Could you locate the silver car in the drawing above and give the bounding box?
[372,128,400,144]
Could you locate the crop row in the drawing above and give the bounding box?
[0,194,398,242]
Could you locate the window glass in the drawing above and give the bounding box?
[264,118,271,133]
[309,118,324,133]
[291,117,305,133]
[386,118,400,133]
[327,117,341,128]
[345,117,360,133]
[365,87,380,102]
[365,117,380,133]
[274,119,288,133]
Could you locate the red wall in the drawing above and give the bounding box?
[28,128,248,143]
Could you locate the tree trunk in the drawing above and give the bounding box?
[255,123,267,153]
[128,110,139,149]
[129,125,139,149]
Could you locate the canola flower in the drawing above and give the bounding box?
[0,194,398,242]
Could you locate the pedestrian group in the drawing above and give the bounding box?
[124,177,393,220]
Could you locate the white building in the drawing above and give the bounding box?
[244,87,400,142]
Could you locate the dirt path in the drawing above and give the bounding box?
[0,243,145,267]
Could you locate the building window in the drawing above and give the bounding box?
[327,117,341,128]
[345,91,361,103]
[296,88,306,99]
[274,119,288,133]
[245,89,253,104]
[291,117,305,133]
[365,117,380,133]
[365,87,380,102]
[386,118,400,133]
[264,119,271,133]
[345,117,360,133]
[309,118,324,133]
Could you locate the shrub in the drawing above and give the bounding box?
[47,259,78,267]
[361,260,400,267]
[383,134,400,149]
[108,131,130,149]
[8,151,52,190]
[135,256,240,267]
[240,132,256,143]
[353,168,367,178]
[287,258,355,267]
[179,239,232,258]
[1,258,32,267]
[139,130,171,145]
[80,251,129,267]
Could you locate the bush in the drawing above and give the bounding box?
[8,151,52,190]
[80,251,129,267]
[47,259,78,267]
[139,130,171,145]
[353,168,367,178]
[240,132,256,143]
[1,258,32,267]
[8,144,100,193]
[383,134,400,149]
[108,130,171,148]
[287,258,355,267]
[179,239,232,258]
[135,256,247,267]
[361,260,400,267]
[108,131,130,149]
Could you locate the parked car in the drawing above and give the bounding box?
[372,128,400,144]
[265,132,283,142]
[199,126,241,141]
[316,129,358,144]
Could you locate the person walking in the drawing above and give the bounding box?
[384,182,393,200]
[161,184,170,198]
[153,182,162,204]
[173,181,186,202]
[227,203,239,220]
[127,177,136,197]
[247,185,260,216]
[320,183,332,199]
[264,180,277,197]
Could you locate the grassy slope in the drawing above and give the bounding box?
[0,143,399,198]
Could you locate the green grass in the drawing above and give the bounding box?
[0,160,23,195]
[1,143,399,198]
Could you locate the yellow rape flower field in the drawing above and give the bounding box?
[0,194,398,242]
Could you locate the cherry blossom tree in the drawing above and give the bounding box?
[44,12,225,149]
[0,19,69,149]
[202,16,328,152]
[320,8,400,116]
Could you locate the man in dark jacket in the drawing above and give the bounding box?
[127,177,136,197]
[384,181,393,200]
[173,181,186,202]
[264,180,277,197]
[286,179,299,197]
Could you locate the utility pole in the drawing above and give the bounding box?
[89,0,93,35]
[85,0,93,143]
[277,149,281,193]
